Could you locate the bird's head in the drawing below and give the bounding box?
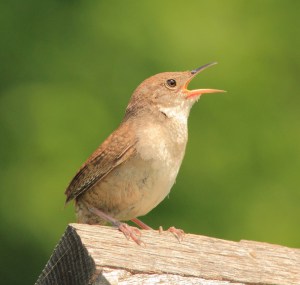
[125,62,224,121]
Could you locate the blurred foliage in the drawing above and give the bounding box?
[0,1,299,284]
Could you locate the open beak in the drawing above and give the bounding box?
[184,62,225,99]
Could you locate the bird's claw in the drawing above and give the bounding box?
[159,225,185,242]
[118,223,146,246]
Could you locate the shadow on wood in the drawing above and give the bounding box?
[35,223,300,285]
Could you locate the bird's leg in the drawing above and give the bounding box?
[85,203,145,246]
[159,226,185,242]
[131,218,153,230]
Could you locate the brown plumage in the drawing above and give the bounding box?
[65,122,138,204]
[65,62,224,244]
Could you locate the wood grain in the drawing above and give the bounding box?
[35,224,300,285]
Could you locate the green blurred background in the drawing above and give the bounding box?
[1,1,299,284]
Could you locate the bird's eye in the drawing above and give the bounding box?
[166,79,177,88]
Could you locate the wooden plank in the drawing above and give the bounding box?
[36,223,300,285]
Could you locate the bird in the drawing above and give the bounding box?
[65,62,224,245]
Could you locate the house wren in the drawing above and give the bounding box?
[65,62,224,245]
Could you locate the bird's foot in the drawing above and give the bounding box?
[118,223,145,246]
[159,226,185,242]
[131,217,185,242]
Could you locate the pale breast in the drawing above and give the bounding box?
[78,117,188,223]
[131,119,188,217]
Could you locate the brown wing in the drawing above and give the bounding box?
[65,122,137,203]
